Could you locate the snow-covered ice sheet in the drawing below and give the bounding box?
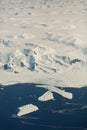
[0,0,87,88]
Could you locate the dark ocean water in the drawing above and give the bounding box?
[0,83,87,130]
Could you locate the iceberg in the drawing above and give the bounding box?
[38,91,54,102]
[17,104,39,117]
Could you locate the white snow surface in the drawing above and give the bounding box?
[38,91,54,101]
[17,104,39,117]
[0,0,87,88]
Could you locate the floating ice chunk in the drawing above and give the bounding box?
[37,85,73,99]
[52,87,73,99]
[38,91,54,102]
[17,104,39,117]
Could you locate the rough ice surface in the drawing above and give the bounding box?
[17,104,39,117]
[0,0,87,88]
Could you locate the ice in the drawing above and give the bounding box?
[37,85,73,99]
[17,104,39,117]
[38,91,54,101]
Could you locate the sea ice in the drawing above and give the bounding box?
[17,104,39,117]
[38,91,54,101]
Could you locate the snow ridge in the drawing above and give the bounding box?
[0,42,84,74]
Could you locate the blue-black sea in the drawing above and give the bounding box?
[0,83,87,130]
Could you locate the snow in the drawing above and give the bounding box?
[0,0,87,88]
[0,65,87,88]
[38,91,54,101]
[17,104,39,117]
